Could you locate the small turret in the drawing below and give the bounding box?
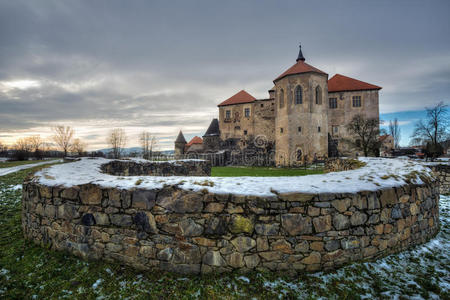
[174,130,187,158]
[203,119,221,151]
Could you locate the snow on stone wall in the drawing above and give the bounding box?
[21,158,441,274]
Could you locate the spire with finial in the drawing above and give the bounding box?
[296,44,305,62]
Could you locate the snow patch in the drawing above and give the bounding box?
[34,157,434,196]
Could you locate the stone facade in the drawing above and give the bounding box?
[22,178,440,275]
[176,46,382,166]
[274,72,329,165]
[328,90,380,156]
[218,99,275,149]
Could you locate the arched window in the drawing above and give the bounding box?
[279,89,284,108]
[296,149,302,161]
[315,86,322,105]
[294,86,302,104]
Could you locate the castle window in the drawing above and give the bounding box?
[332,125,339,135]
[296,149,302,161]
[352,96,361,107]
[244,130,247,135]
[244,108,250,117]
[315,86,322,105]
[318,126,321,132]
[280,127,284,133]
[261,103,264,107]
[279,89,284,108]
[225,110,231,119]
[295,86,303,104]
[298,126,302,133]
[329,98,337,109]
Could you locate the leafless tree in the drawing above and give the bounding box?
[411,102,449,159]
[0,140,7,153]
[388,118,401,149]
[108,128,127,159]
[52,125,74,157]
[140,131,158,159]
[71,138,87,156]
[15,137,33,152]
[345,114,381,157]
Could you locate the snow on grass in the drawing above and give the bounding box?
[35,157,434,196]
[0,159,61,177]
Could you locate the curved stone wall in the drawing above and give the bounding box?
[100,159,211,176]
[431,163,450,194]
[22,177,440,274]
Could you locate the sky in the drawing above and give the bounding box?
[0,0,449,150]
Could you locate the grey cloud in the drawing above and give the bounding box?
[0,0,449,149]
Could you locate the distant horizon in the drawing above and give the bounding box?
[1,0,449,151]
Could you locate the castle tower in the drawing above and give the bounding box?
[273,45,329,166]
[174,130,187,158]
[203,118,221,152]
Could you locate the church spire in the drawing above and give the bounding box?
[296,44,305,62]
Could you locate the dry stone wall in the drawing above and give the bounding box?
[431,164,450,194]
[22,177,440,274]
[100,159,211,176]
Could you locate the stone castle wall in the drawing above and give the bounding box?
[22,178,440,275]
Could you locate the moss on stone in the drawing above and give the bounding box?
[229,215,254,234]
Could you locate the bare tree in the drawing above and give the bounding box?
[140,131,158,159]
[388,118,401,149]
[345,114,381,157]
[411,102,449,160]
[28,135,44,159]
[52,125,74,157]
[71,138,87,156]
[0,140,7,153]
[108,128,127,159]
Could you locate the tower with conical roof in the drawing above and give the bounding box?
[273,44,329,166]
[174,130,187,158]
[203,118,221,151]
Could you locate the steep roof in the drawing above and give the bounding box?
[175,131,186,143]
[328,74,382,93]
[204,119,220,136]
[274,60,327,82]
[186,136,203,147]
[218,90,256,107]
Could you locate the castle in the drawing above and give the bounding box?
[175,45,381,166]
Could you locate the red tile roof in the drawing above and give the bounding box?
[186,136,203,147]
[218,90,256,107]
[328,74,382,93]
[274,60,327,82]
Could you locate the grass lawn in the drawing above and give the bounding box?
[0,160,46,168]
[0,165,448,299]
[211,166,324,177]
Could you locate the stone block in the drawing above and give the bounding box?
[333,214,350,230]
[255,223,279,235]
[313,215,332,233]
[80,185,102,205]
[157,191,203,213]
[179,219,203,236]
[110,214,133,227]
[281,214,312,235]
[244,254,260,268]
[229,215,254,234]
[61,187,79,200]
[132,189,156,210]
[331,198,351,213]
[301,252,321,265]
[203,250,226,266]
[204,202,224,213]
[231,237,256,253]
[350,211,368,226]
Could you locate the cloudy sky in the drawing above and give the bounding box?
[0,0,449,150]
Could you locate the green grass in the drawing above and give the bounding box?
[0,160,46,168]
[211,166,324,177]
[0,164,448,299]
